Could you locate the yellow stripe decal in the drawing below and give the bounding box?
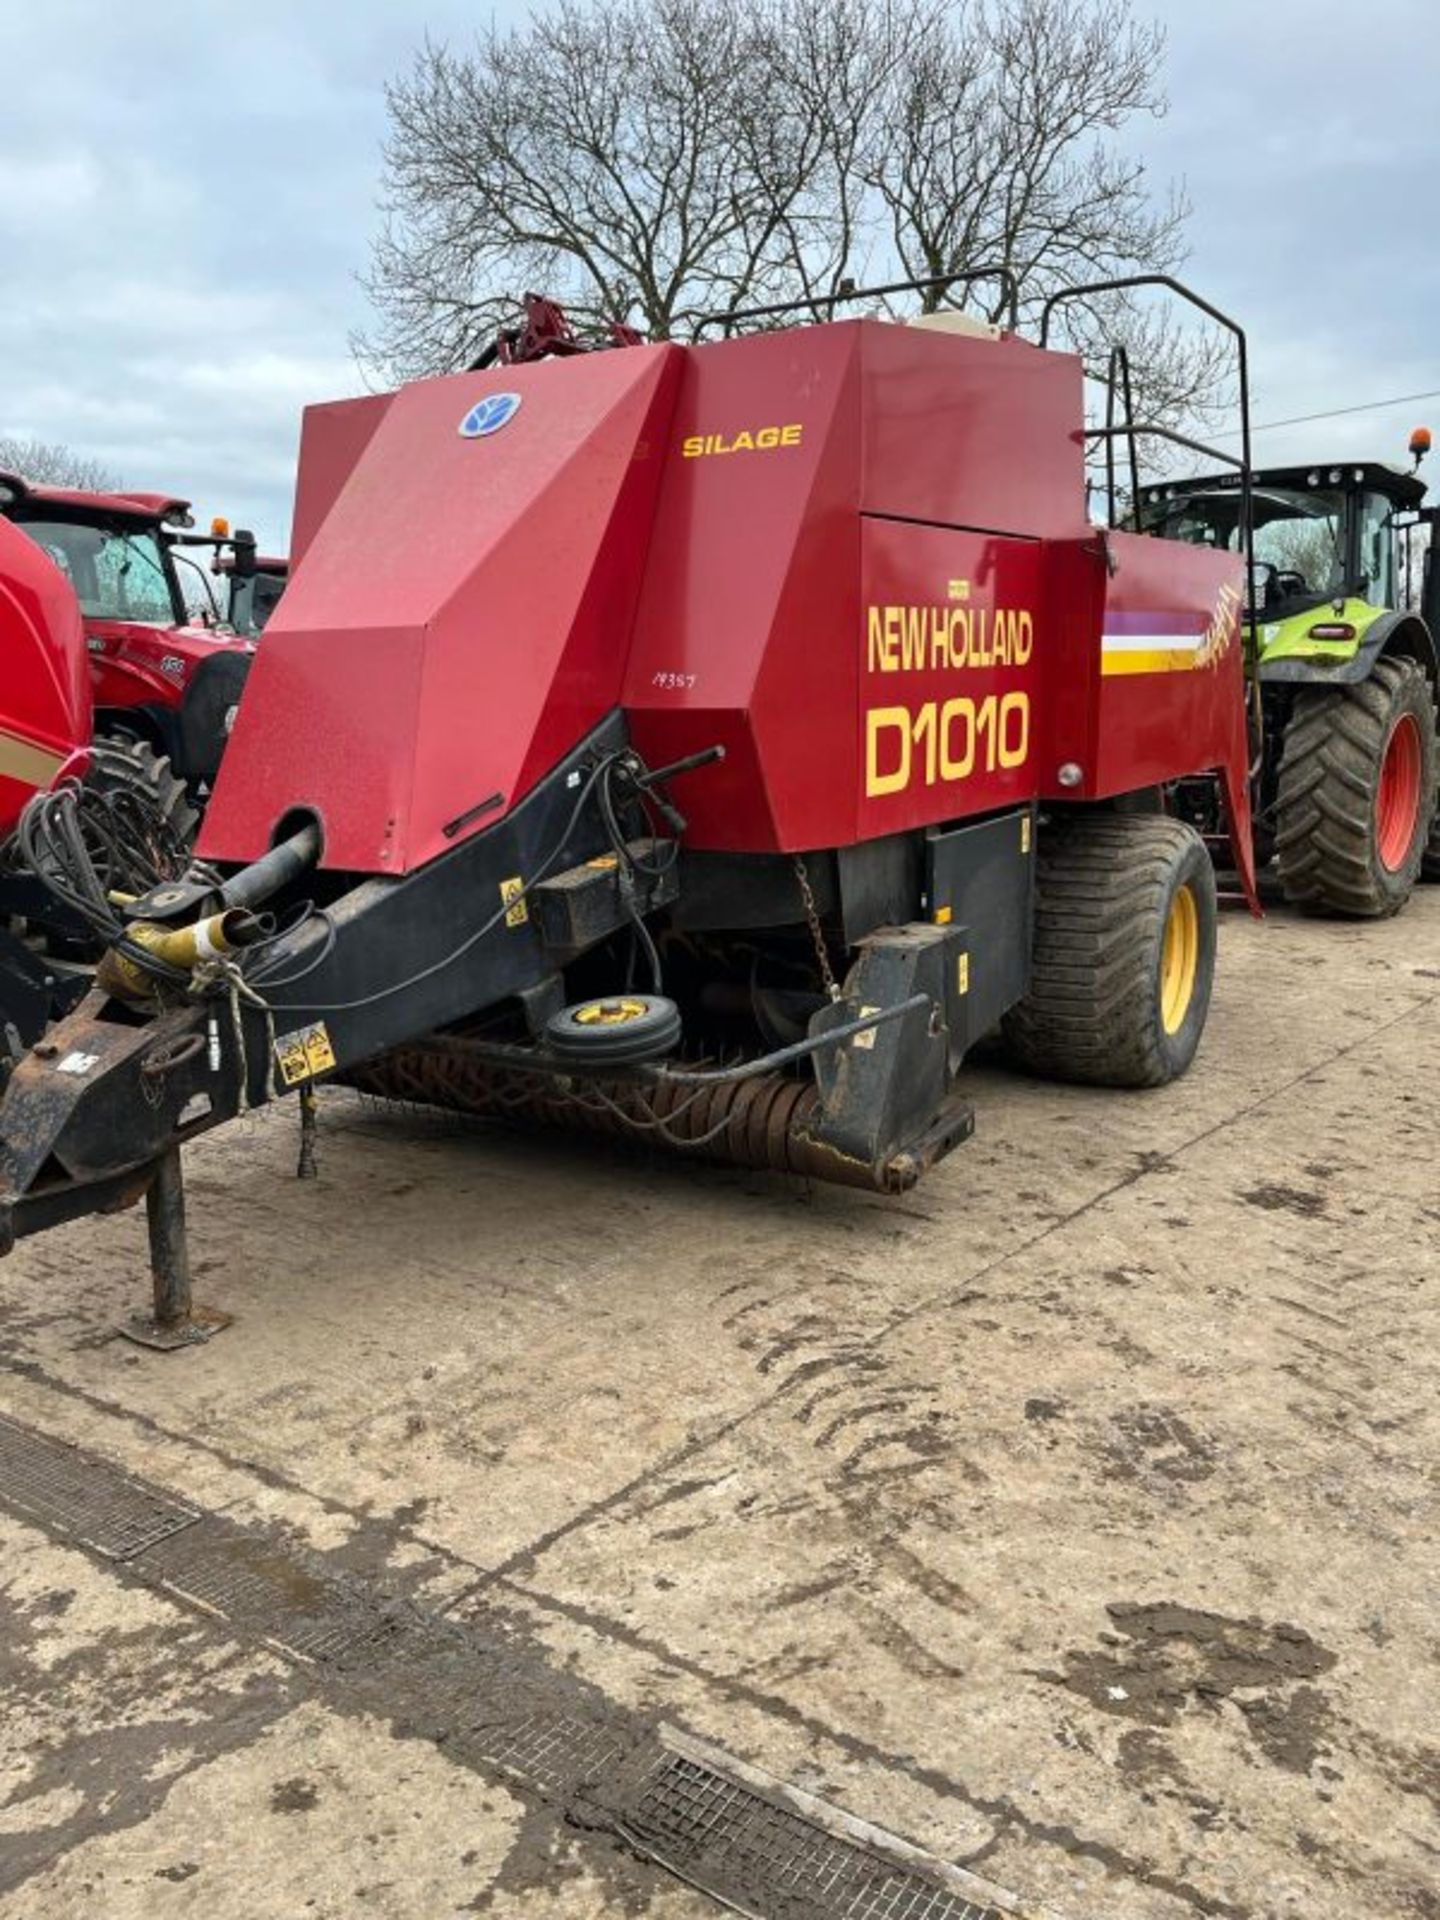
[0,729,67,788]
[1101,647,1205,677]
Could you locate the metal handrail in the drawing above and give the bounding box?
[1038,273,1256,640]
[1102,343,1141,529]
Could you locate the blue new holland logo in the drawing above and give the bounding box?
[459,392,523,439]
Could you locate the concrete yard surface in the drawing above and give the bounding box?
[0,892,1437,1918]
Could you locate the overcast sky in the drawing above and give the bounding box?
[2,0,1437,548]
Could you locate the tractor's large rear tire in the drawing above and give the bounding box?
[1002,813,1217,1089]
[88,736,199,850]
[1273,656,1436,916]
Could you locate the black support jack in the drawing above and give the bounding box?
[118,1147,232,1351]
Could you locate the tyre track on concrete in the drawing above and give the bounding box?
[464,988,1439,1603]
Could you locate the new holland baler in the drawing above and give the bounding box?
[0,306,1255,1341]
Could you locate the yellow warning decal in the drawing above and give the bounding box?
[1021,815,1032,854]
[852,1004,883,1052]
[957,952,970,995]
[500,876,528,927]
[275,1021,337,1087]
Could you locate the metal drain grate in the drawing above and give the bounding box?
[464,1708,634,1795]
[142,1521,388,1664]
[0,1414,199,1560]
[626,1751,1001,1920]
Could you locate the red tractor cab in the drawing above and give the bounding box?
[214,542,289,636]
[0,471,255,792]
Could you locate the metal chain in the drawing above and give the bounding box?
[792,855,841,1002]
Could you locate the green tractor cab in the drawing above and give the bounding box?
[1142,454,1440,914]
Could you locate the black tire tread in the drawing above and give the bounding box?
[88,736,199,849]
[1002,814,1215,1090]
[1274,656,1436,916]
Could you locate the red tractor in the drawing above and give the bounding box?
[0,475,254,1051]
[0,277,1258,1342]
[0,469,257,799]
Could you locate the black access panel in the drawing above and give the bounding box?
[923,805,1035,1057]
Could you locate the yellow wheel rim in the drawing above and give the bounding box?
[1160,884,1199,1036]
[573,998,648,1027]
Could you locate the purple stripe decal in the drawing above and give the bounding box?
[1103,609,1207,637]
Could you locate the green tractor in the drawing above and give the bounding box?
[1143,439,1439,915]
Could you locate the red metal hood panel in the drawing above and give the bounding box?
[0,517,90,833]
[201,345,682,872]
[624,320,1082,851]
[289,395,393,568]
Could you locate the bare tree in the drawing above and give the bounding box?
[359,0,1222,429]
[0,435,122,492]
[870,3,1178,317]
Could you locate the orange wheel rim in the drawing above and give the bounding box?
[1376,712,1424,872]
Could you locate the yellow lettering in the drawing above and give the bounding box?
[998,690,1029,766]
[863,601,1039,676]
[866,707,910,795]
[679,422,805,458]
[900,607,927,672]
[951,607,970,665]
[939,698,976,780]
[864,694,1032,797]
[867,606,894,674]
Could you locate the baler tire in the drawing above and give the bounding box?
[1002,813,1217,1090]
[1273,656,1436,916]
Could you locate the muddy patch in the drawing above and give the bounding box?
[1024,1396,1065,1423]
[1105,1405,1217,1484]
[1049,1601,1337,1773]
[270,1775,321,1814]
[1239,1183,1327,1218]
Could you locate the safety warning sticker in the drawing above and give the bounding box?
[274,1022,337,1087]
[499,876,529,927]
